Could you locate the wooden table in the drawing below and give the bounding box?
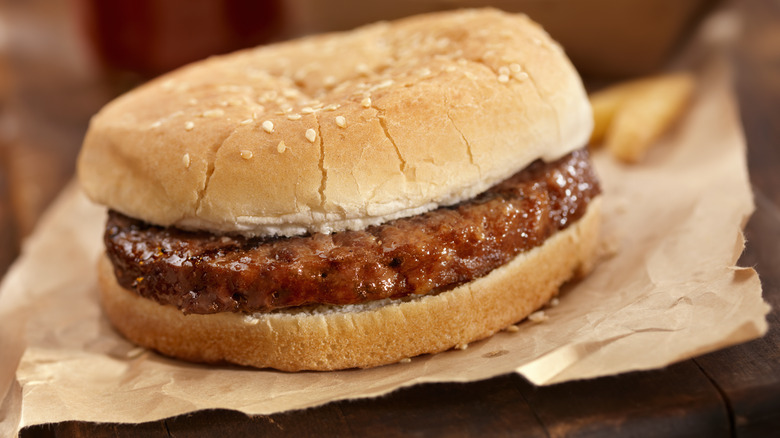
[3,0,778,436]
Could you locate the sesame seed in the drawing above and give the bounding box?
[239,119,253,125]
[240,150,253,160]
[399,358,412,364]
[505,324,520,333]
[182,153,191,168]
[498,74,510,83]
[188,98,198,105]
[361,97,372,108]
[498,66,510,76]
[464,71,476,80]
[509,63,522,73]
[335,116,347,128]
[356,63,370,74]
[549,297,560,307]
[262,120,274,133]
[325,104,340,111]
[514,71,529,81]
[184,121,195,131]
[305,128,317,143]
[419,67,432,77]
[150,120,162,128]
[324,75,336,86]
[456,343,469,351]
[277,141,287,153]
[287,113,302,120]
[375,79,394,89]
[445,65,457,72]
[203,109,225,118]
[301,107,315,114]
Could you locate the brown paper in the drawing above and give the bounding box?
[0,32,770,438]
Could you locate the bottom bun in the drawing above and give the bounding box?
[99,197,602,371]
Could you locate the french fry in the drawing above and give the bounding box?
[588,73,696,163]
[589,80,649,145]
[606,73,695,162]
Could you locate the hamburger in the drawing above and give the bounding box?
[77,9,601,371]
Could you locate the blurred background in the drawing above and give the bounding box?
[0,0,772,276]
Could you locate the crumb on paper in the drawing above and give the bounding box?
[126,347,147,359]
[483,349,509,358]
[528,310,549,323]
[598,235,620,259]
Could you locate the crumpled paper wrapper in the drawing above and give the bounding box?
[0,47,770,437]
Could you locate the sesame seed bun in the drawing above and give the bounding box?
[98,198,601,371]
[81,9,601,372]
[77,8,592,237]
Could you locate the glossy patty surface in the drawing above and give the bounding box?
[105,149,600,314]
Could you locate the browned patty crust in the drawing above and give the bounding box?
[105,149,600,314]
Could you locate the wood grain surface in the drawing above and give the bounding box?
[3,0,778,436]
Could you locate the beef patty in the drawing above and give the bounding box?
[105,148,600,314]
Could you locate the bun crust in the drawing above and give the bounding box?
[78,9,591,237]
[98,198,600,371]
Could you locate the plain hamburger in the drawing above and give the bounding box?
[77,9,601,371]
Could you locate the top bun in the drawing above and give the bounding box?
[78,8,592,237]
